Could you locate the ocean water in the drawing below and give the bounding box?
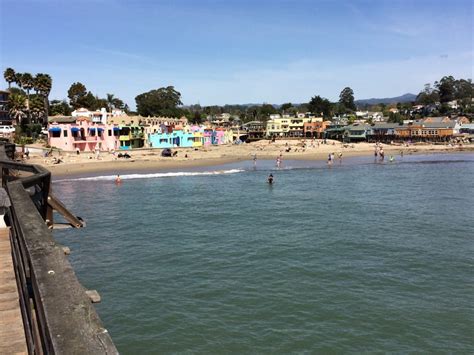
[53,153,474,353]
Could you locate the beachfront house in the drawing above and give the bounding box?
[266,117,315,138]
[366,123,399,142]
[242,121,266,141]
[118,124,145,150]
[342,124,372,142]
[48,116,120,152]
[303,120,327,138]
[394,121,456,141]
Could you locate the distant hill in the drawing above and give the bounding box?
[355,93,417,106]
[185,93,418,109]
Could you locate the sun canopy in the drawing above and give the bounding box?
[88,127,96,132]
[71,127,80,133]
[48,127,61,132]
[113,127,120,131]
[97,128,104,132]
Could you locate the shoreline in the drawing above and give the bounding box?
[23,141,473,179]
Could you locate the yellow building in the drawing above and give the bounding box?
[266,117,318,137]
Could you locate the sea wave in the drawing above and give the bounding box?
[55,169,245,182]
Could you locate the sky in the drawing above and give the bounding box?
[0,0,473,108]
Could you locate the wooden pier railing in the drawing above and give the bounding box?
[0,143,117,354]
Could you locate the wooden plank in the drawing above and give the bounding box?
[0,227,27,355]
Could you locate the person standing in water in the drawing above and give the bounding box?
[327,153,333,165]
[276,155,282,168]
[338,152,343,164]
[115,175,122,184]
[253,153,257,167]
[267,174,274,184]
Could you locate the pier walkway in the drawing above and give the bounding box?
[0,227,27,354]
[0,142,117,354]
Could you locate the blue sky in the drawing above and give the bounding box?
[1,0,472,108]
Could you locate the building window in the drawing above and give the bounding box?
[63,130,68,137]
[108,129,112,136]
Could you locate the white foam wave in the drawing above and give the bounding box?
[55,169,245,182]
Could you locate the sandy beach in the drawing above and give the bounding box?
[24,139,473,177]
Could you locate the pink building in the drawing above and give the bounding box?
[214,128,225,144]
[48,116,120,152]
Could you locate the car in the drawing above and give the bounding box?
[0,126,15,134]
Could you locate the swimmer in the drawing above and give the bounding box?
[115,175,122,184]
[389,155,394,162]
[267,173,274,184]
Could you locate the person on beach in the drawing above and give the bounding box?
[76,147,80,155]
[115,175,122,184]
[380,148,385,160]
[267,174,274,184]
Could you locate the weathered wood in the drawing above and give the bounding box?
[0,227,27,355]
[47,194,85,228]
[7,182,118,354]
[85,290,101,303]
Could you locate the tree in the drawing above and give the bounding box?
[435,76,456,103]
[3,68,16,89]
[135,86,183,117]
[29,94,45,123]
[106,93,125,112]
[8,93,27,126]
[85,93,97,110]
[260,103,277,118]
[339,87,356,112]
[49,100,72,116]
[67,82,88,109]
[388,112,403,124]
[19,73,34,97]
[280,102,293,113]
[34,73,52,125]
[416,83,439,105]
[308,95,332,117]
[454,79,474,110]
[106,93,116,112]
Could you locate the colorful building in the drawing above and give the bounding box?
[48,116,120,152]
[118,125,145,150]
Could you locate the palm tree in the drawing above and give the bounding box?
[34,73,53,125]
[106,93,115,113]
[20,73,34,97]
[18,73,34,125]
[29,95,45,123]
[3,68,16,89]
[8,93,27,126]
